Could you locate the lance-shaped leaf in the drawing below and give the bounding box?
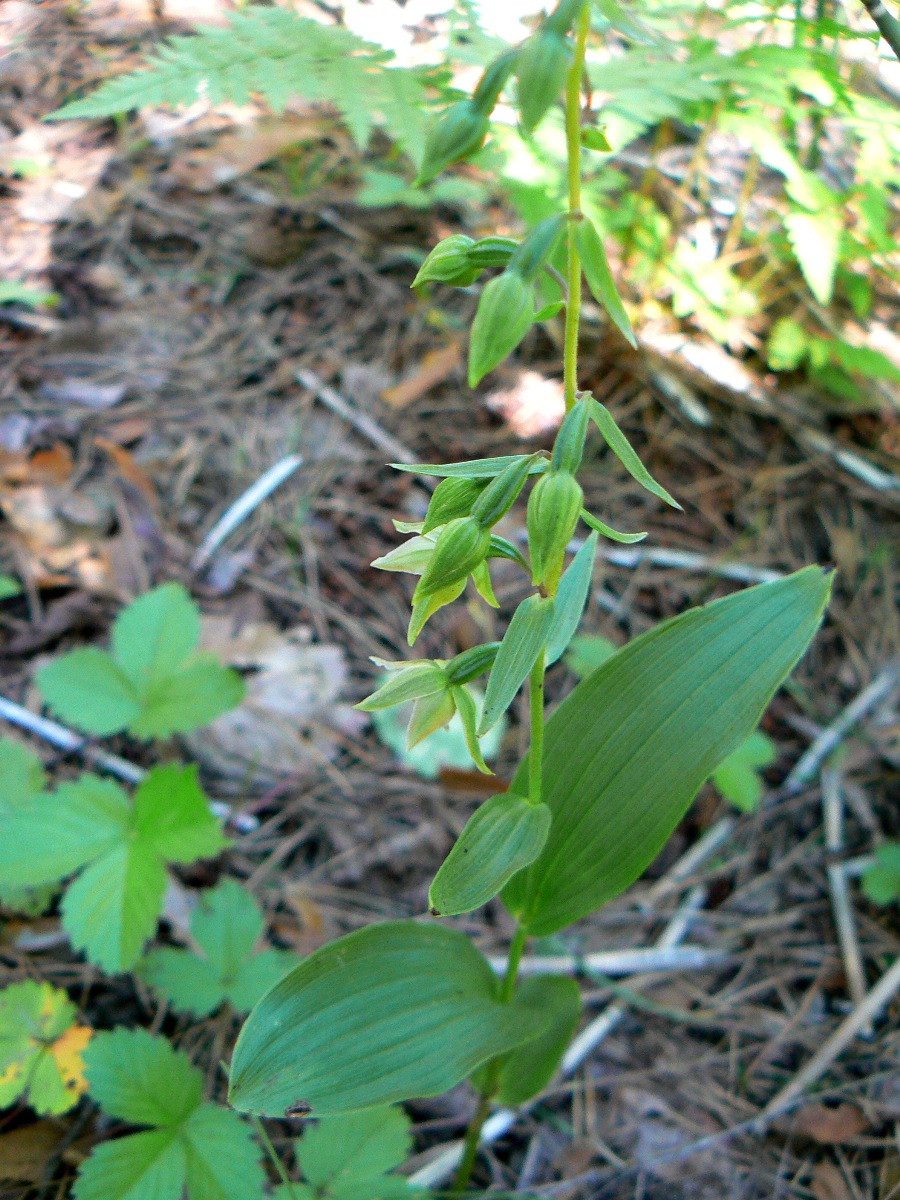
[391,455,548,480]
[479,596,556,735]
[228,921,550,1116]
[580,508,646,544]
[545,533,598,665]
[502,567,832,934]
[586,397,680,510]
[451,685,491,774]
[429,792,551,916]
[573,218,637,348]
[492,975,581,1105]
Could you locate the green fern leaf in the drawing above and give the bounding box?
[49,9,431,163]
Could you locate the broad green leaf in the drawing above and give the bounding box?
[468,273,535,387]
[784,209,841,305]
[503,568,832,934]
[564,634,618,678]
[0,980,91,1115]
[132,764,227,863]
[711,730,776,812]
[861,843,900,907]
[586,398,680,509]
[573,218,637,348]
[228,921,550,1116]
[428,793,551,916]
[391,456,548,480]
[0,776,129,887]
[72,1128,185,1200]
[112,583,199,685]
[36,648,142,736]
[298,1106,411,1188]
[0,738,45,813]
[130,657,246,739]
[84,1028,203,1127]
[140,879,299,1016]
[767,317,808,371]
[493,975,581,1104]
[545,534,598,666]
[580,509,646,544]
[479,596,555,735]
[182,1104,266,1200]
[62,842,168,973]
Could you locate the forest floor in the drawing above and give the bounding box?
[1,3,899,1199]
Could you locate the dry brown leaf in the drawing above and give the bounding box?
[790,1102,869,1145]
[167,115,321,191]
[381,341,461,409]
[811,1160,854,1200]
[95,437,158,508]
[0,1121,63,1182]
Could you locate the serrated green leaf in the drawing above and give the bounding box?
[228,921,551,1116]
[767,317,808,371]
[36,648,142,736]
[0,775,129,887]
[298,1107,411,1188]
[573,219,636,348]
[140,879,299,1016]
[133,764,227,864]
[84,1028,202,1127]
[0,737,45,814]
[545,534,598,666]
[493,975,580,1104]
[130,657,246,739]
[503,568,832,934]
[72,1128,185,1200]
[784,209,841,305]
[861,843,900,907]
[62,842,168,973]
[182,1104,265,1200]
[479,596,555,735]
[0,980,91,1115]
[586,398,680,509]
[112,583,199,684]
[429,792,551,916]
[711,730,776,812]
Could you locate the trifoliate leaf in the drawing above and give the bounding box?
[76,1029,263,1200]
[861,843,900,907]
[0,738,45,812]
[0,981,91,1115]
[0,768,226,973]
[711,730,776,812]
[140,879,300,1016]
[298,1106,411,1190]
[37,583,245,739]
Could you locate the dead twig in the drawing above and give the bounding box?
[822,764,870,1032]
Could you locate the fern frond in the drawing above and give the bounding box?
[49,8,431,163]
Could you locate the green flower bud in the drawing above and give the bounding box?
[416,100,490,186]
[508,213,566,282]
[551,397,591,474]
[371,534,435,574]
[527,470,584,593]
[412,235,480,289]
[468,271,534,386]
[470,453,536,528]
[413,516,492,603]
[515,31,572,134]
[467,235,518,269]
[472,48,519,114]
[422,476,488,534]
[444,642,501,686]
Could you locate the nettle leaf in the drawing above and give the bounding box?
[861,843,900,907]
[0,981,91,1116]
[0,766,226,973]
[784,209,842,305]
[503,568,831,935]
[141,879,300,1016]
[228,921,551,1116]
[37,583,245,739]
[711,730,776,813]
[75,1029,263,1200]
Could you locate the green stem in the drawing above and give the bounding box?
[528,655,545,805]
[251,1115,299,1199]
[563,3,590,412]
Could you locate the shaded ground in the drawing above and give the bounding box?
[1,4,899,1199]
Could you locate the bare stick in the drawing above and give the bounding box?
[857,0,900,63]
[785,658,900,792]
[488,944,729,978]
[296,368,417,465]
[822,766,870,1034]
[191,454,303,572]
[759,953,900,1123]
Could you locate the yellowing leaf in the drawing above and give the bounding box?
[0,981,91,1115]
